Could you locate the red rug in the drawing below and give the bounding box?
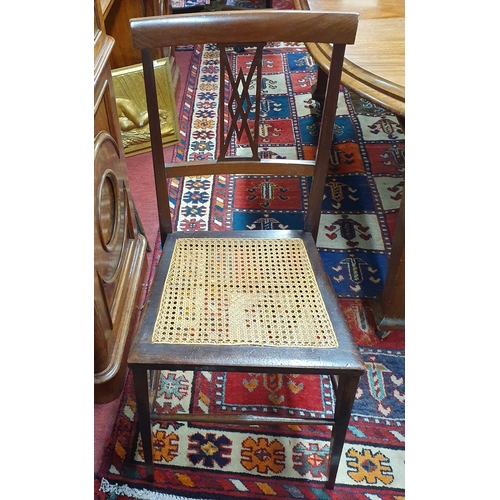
[95,40,405,499]
[166,43,404,300]
[95,308,404,499]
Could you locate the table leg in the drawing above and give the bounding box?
[326,374,360,489]
[132,367,154,481]
[312,67,327,105]
[372,188,405,337]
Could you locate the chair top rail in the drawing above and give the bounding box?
[130,10,359,49]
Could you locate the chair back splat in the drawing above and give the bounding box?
[128,10,365,490]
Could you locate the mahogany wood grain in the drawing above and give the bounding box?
[93,132,149,403]
[101,0,172,68]
[94,0,149,404]
[104,0,146,69]
[130,10,359,48]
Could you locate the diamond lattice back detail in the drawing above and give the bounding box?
[152,238,339,347]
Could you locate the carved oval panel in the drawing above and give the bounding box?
[94,131,127,284]
[98,170,119,249]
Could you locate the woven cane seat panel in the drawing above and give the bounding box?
[152,238,338,348]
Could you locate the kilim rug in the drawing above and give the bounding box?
[96,43,405,500]
[165,43,404,301]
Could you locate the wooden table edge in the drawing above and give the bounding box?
[293,0,405,117]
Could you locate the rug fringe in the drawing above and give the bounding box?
[99,478,214,500]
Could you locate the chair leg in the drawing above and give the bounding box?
[132,367,155,482]
[326,374,360,489]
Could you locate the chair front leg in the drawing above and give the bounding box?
[326,373,360,489]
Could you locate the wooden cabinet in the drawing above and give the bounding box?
[102,0,146,69]
[99,0,180,118]
[100,0,172,70]
[94,0,148,403]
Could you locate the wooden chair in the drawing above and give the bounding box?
[128,10,363,489]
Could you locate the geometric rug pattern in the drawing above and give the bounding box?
[97,344,404,499]
[96,41,405,500]
[167,43,404,299]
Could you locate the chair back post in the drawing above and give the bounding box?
[305,43,346,240]
[141,47,173,244]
